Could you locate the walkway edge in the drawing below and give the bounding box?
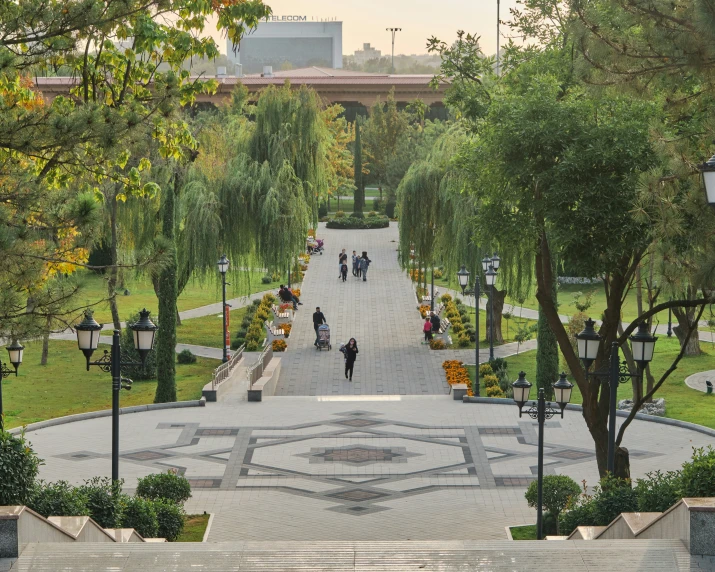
[462,396,715,438]
[8,398,206,436]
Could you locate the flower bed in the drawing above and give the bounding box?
[429,339,446,350]
[442,360,474,396]
[272,339,287,352]
[418,304,431,318]
[281,323,292,337]
[325,215,390,229]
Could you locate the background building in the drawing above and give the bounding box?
[353,43,381,65]
[227,19,342,74]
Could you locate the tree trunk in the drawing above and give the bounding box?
[107,195,121,330]
[40,332,49,366]
[537,306,559,400]
[176,306,182,327]
[673,304,701,356]
[485,287,505,344]
[154,172,178,404]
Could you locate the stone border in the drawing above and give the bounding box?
[8,398,206,436]
[201,513,214,543]
[462,396,715,439]
[684,370,715,393]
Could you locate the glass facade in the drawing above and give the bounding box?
[240,37,334,73]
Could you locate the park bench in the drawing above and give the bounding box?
[271,304,293,324]
[264,320,285,343]
[434,317,452,346]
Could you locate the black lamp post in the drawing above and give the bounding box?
[458,265,480,397]
[699,152,715,206]
[76,309,157,482]
[667,302,673,338]
[485,264,497,361]
[0,340,24,431]
[218,255,230,363]
[576,319,657,474]
[512,371,573,540]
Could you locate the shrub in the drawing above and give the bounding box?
[136,471,192,505]
[385,198,397,219]
[251,299,261,307]
[429,339,446,350]
[479,364,494,377]
[262,293,276,304]
[334,210,346,218]
[451,322,464,334]
[559,500,598,536]
[591,476,638,526]
[483,374,499,388]
[350,211,365,219]
[78,477,123,529]
[292,289,301,298]
[445,310,459,320]
[281,323,292,337]
[261,275,272,284]
[433,268,443,279]
[368,211,377,217]
[457,334,471,348]
[231,339,244,350]
[679,446,715,498]
[272,339,287,352]
[486,385,505,397]
[525,475,581,534]
[246,340,260,351]
[318,202,328,218]
[177,349,196,364]
[241,316,252,329]
[28,481,89,519]
[635,470,681,512]
[153,499,186,542]
[488,357,507,372]
[440,293,453,304]
[120,497,158,539]
[373,198,383,212]
[0,429,43,506]
[326,215,390,229]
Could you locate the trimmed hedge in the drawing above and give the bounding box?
[326,215,389,230]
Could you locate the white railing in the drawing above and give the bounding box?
[247,343,273,387]
[210,345,244,391]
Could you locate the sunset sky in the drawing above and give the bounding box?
[214,0,521,57]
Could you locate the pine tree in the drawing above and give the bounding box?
[353,118,365,216]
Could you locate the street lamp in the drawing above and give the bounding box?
[699,152,715,206]
[218,254,230,362]
[576,320,657,474]
[481,255,491,272]
[485,264,497,361]
[76,309,157,482]
[457,265,480,397]
[490,252,501,271]
[0,340,24,431]
[511,371,573,540]
[386,28,402,74]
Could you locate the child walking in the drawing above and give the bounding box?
[423,317,433,343]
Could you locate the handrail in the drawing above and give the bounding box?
[247,343,273,387]
[210,344,245,390]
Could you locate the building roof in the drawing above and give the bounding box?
[241,66,435,80]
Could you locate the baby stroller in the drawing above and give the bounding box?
[316,324,331,350]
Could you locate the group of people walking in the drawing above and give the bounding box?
[338,249,371,282]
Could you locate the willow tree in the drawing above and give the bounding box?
[353,118,365,215]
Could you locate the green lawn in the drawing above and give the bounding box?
[509,525,538,540]
[467,337,715,429]
[176,307,250,348]
[3,340,218,429]
[74,270,284,324]
[177,514,210,542]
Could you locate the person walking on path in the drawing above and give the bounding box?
[313,307,326,346]
[359,252,371,282]
[423,317,433,343]
[352,250,359,277]
[339,249,348,279]
[430,311,441,334]
[340,262,348,282]
[344,338,359,381]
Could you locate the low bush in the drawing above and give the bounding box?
[136,471,192,505]
[28,480,90,519]
[440,293,453,304]
[488,357,508,372]
[591,476,638,525]
[429,339,447,350]
[241,316,252,329]
[0,429,42,506]
[334,210,346,218]
[635,470,681,512]
[525,475,581,535]
[679,446,715,498]
[177,349,196,364]
[433,268,443,279]
[246,340,260,351]
[457,334,471,348]
[451,322,464,334]
[486,385,505,397]
[78,477,123,529]
[385,199,396,219]
[261,275,272,284]
[483,374,499,388]
[231,339,244,350]
[350,211,365,219]
[251,299,261,307]
[281,323,292,337]
[368,211,377,217]
[120,497,158,539]
[272,339,287,352]
[559,501,598,537]
[479,364,494,377]
[326,215,390,229]
[154,499,186,542]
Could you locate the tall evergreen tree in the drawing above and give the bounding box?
[353,118,365,216]
[154,172,178,403]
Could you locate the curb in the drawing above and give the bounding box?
[461,396,715,438]
[9,398,206,435]
[202,513,215,543]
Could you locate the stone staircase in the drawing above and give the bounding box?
[3,539,714,571]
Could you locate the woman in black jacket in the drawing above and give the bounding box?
[344,338,359,381]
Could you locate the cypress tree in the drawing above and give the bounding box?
[154,173,178,403]
[353,118,365,216]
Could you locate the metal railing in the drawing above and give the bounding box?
[210,344,245,391]
[247,343,273,387]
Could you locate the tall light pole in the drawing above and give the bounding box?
[496,0,501,76]
[0,340,24,431]
[218,255,230,363]
[76,309,157,483]
[458,265,480,397]
[386,28,402,74]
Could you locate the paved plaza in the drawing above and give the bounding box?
[18,224,715,544]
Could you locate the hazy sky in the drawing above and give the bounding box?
[216,0,521,56]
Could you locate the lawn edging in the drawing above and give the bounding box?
[8,398,206,435]
[202,513,215,542]
[461,395,715,438]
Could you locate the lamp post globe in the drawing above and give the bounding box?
[6,339,24,372]
[511,371,532,409]
[629,321,657,367]
[576,318,601,371]
[130,309,158,366]
[218,254,230,275]
[699,153,715,207]
[552,372,574,412]
[481,255,491,273]
[76,311,103,363]
[457,265,470,295]
[485,265,497,287]
[490,252,501,271]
